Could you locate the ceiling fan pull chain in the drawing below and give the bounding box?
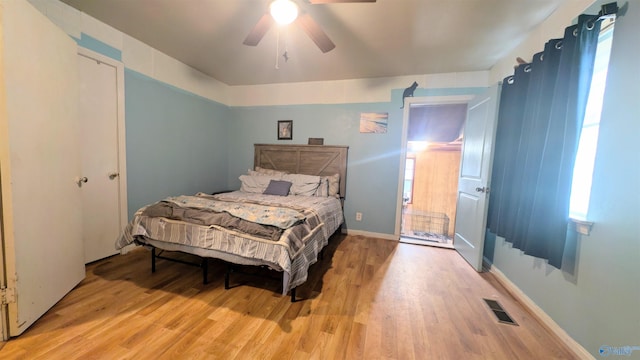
[283,31,289,63]
[275,29,280,70]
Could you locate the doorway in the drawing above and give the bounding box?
[395,96,473,248]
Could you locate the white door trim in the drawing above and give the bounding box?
[395,95,475,239]
[77,47,128,237]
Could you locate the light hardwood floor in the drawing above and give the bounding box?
[0,234,577,359]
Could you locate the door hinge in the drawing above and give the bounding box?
[1,286,16,305]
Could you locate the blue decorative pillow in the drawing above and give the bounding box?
[263,180,292,196]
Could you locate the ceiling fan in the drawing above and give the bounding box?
[243,0,376,53]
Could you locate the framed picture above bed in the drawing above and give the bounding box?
[277,120,293,140]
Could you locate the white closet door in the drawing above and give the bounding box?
[78,50,125,264]
[1,0,84,336]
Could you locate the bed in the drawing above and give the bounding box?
[116,144,348,301]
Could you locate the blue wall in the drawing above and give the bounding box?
[227,87,484,235]
[228,102,402,234]
[76,33,121,61]
[487,2,640,357]
[124,70,230,217]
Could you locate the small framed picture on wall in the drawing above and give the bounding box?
[277,120,293,140]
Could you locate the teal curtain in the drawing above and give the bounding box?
[487,14,603,268]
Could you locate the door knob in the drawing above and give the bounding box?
[475,186,489,193]
[108,172,119,180]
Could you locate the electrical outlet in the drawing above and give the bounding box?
[356,212,362,221]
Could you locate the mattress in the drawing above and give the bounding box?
[117,191,343,292]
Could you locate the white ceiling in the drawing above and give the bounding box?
[61,0,566,86]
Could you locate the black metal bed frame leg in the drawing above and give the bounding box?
[224,263,231,290]
[151,247,156,273]
[220,262,298,301]
[202,258,208,285]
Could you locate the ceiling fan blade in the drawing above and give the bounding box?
[308,0,376,3]
[295,13,336,53]
[243,13,274,46]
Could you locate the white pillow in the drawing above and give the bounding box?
[314,177,329,197]
[323,173,340,197]
[239,174,279,193]
[283,173,322,196]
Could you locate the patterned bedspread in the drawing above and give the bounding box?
[116,191,343,293]
[163,195,306,229]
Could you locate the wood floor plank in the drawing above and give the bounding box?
[0,234,579,359]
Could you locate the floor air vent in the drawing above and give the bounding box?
[483,299,518,326]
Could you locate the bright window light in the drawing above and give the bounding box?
[407,141,428,153]
[569,20,615,220]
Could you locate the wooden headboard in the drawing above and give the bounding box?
[254,144,349,198]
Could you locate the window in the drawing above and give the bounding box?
[403,157,415,204]
[569,19,615,220]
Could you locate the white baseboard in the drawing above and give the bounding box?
[342,229,399,241]
[487,265,595,360]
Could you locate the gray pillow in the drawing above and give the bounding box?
[263,180,292,196]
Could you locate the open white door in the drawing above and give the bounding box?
[454,85,500,271]
[0,0,84,336]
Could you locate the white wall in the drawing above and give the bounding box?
[227,71,489,106]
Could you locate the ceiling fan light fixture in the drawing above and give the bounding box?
[270,0,299,25]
